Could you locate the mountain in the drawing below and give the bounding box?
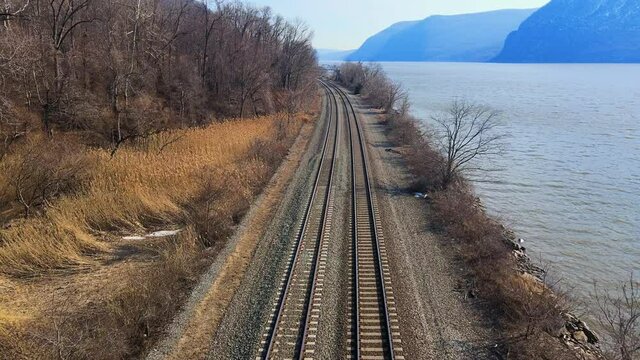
[347,9,536,62]
[316,48,355,61]
[494,0,640,63]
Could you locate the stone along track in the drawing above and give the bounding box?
[257,82,340,360]
[331,84,405,360]
[257,81,404,360]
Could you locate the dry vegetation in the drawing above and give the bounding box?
[0,0,318,142]
[428,187,579,358]
[337,62,406,113]
[336,63,607,359]
[0,0,319,358]
[0,116,297,275]
[593,277,640,360]
[0,112,312,358]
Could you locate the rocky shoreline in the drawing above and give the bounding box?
[416,170,604,358]
[500,220,604,359]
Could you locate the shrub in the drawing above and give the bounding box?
[189,160,271,248]
[0,136,92,221]
[593,276,640,360]
[385,112,445,191]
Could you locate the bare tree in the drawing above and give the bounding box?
[382,80,406,113]
[1,0,30,27]
[0,98,26,160]
[0,0,319,142]
[199,0,223,82]
[27,0,95,136]
[593,275,640,360]
[432,100,506,188]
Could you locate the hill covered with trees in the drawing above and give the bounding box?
[0,1,319,357]
[0,0,318,148]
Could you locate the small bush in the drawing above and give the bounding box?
[0,136,92,221]
[189,161,271,248]
[248,139,289,171]
[385,112,444,191]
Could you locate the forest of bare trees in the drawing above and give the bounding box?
[0,0,318,148]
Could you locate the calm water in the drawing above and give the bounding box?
[381,62,640,298]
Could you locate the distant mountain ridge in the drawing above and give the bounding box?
[494,0,640,63]
[315,48,355,61]
[347,9,536,62]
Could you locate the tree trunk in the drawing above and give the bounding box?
[42,103,52,137]
[53,49,63,94]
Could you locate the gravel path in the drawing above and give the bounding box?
[350,95,501,359]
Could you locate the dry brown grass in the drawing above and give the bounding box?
[0,115,302,276]
[163,119,315,359]
[0,111,313,358]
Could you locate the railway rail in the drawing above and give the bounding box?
[257,81,402,360]
[333,84,404,360]
[257,81,339,359]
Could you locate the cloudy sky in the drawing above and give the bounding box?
[246,0,551,50]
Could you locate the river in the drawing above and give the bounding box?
[379,62,639,299]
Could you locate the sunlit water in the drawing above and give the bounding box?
[378,62,639,300]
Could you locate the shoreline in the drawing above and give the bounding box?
[331,63,606,358]
[404,108,605,358]
[378,60,639,305]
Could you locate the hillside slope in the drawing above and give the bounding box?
[316,48,355,61]
[494,0,640,63]
[347,9,536,62]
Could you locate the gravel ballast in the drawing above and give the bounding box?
[351,94,500,359]
[204,95,332,359]
[149,88,500,360]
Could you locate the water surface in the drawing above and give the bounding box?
[380,62,639,298]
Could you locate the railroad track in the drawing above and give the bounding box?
[257,81,403,360]
[257,81,339,360]
[332,84,404,360]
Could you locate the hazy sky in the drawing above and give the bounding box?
[246,0,551,49]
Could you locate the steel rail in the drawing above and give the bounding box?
[298,80,340,358]
[263,80,339,359]
[332,82,396,360]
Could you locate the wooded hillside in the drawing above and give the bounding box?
[0,0,318,150]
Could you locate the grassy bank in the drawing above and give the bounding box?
[0,111,313,358]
